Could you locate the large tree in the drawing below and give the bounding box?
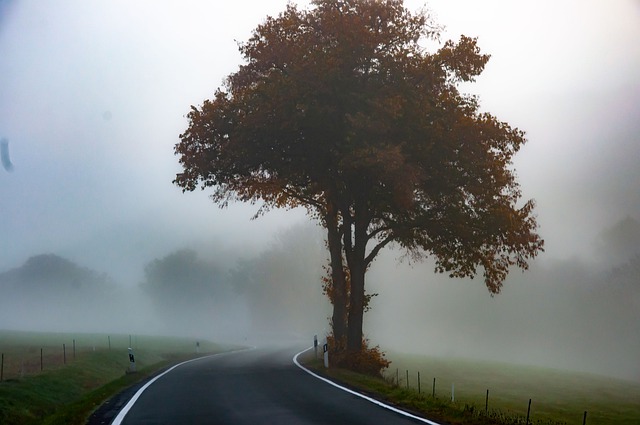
[175,0,543,356]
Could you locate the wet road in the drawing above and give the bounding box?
[110,345,439,425]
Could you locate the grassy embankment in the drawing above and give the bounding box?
[302,350,640,425]
[0,330,238,425]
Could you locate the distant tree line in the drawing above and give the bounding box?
[140,224,328,337]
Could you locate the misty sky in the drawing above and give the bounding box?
[1,0,639,284]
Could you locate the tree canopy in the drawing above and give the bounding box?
[175,0,543,357]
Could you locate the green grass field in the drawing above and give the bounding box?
[0,330,238,424]
[384,352,640,425]
[302,350,640,425]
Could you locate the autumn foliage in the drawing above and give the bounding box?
[174,0,543,366]
[326,333,390,377]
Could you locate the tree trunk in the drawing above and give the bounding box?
[346,206,368,352]
[326,206,347,344]
[346,259,365,352]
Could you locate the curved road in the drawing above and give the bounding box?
[107,345,440,425]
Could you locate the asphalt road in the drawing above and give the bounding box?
[106,345,440,425]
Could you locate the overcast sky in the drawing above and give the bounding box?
[1,0,639,283]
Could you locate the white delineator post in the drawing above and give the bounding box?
[313,335,318,359]
[128,348,136,373]
[323,342,329,368]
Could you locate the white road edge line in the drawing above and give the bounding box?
[293,347,443,425]
[111,347,254,425]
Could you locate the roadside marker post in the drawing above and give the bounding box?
[128,348,136,373]
[323,343,329,368]
[313,335,318,359]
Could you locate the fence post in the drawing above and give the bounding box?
[432,377,436,398]
[40,348,43,371]
[63,344,66,365]
[73,339,76,360]
[396,368,399,386]
[583,411,587,425]
[1,353,3,382]
[526,399,532,425]
[418,372,421,394]
[451,383,455,402]
[485,389,489,413]
[406,370,409,389]
[108,335,111,350]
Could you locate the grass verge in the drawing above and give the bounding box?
[300,351,640,425]
[0,331,239,425]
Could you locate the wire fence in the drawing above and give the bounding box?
[387,367,590,425]
[0,334,134,382]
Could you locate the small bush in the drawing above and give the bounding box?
[326,334,390,377]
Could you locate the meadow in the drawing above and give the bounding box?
[304,350,640,425]
[0,330,235,424]
[384,352,640,425]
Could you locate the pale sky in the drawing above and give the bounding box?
[1,0,639,283]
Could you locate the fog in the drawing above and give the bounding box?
[1,220,637,381]
[0,223,331,343]
[366,234,640,381]
[1,0,639,382]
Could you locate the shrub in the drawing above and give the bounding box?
[326,334,390,377]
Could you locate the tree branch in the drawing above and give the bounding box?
[365,233,395,267]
